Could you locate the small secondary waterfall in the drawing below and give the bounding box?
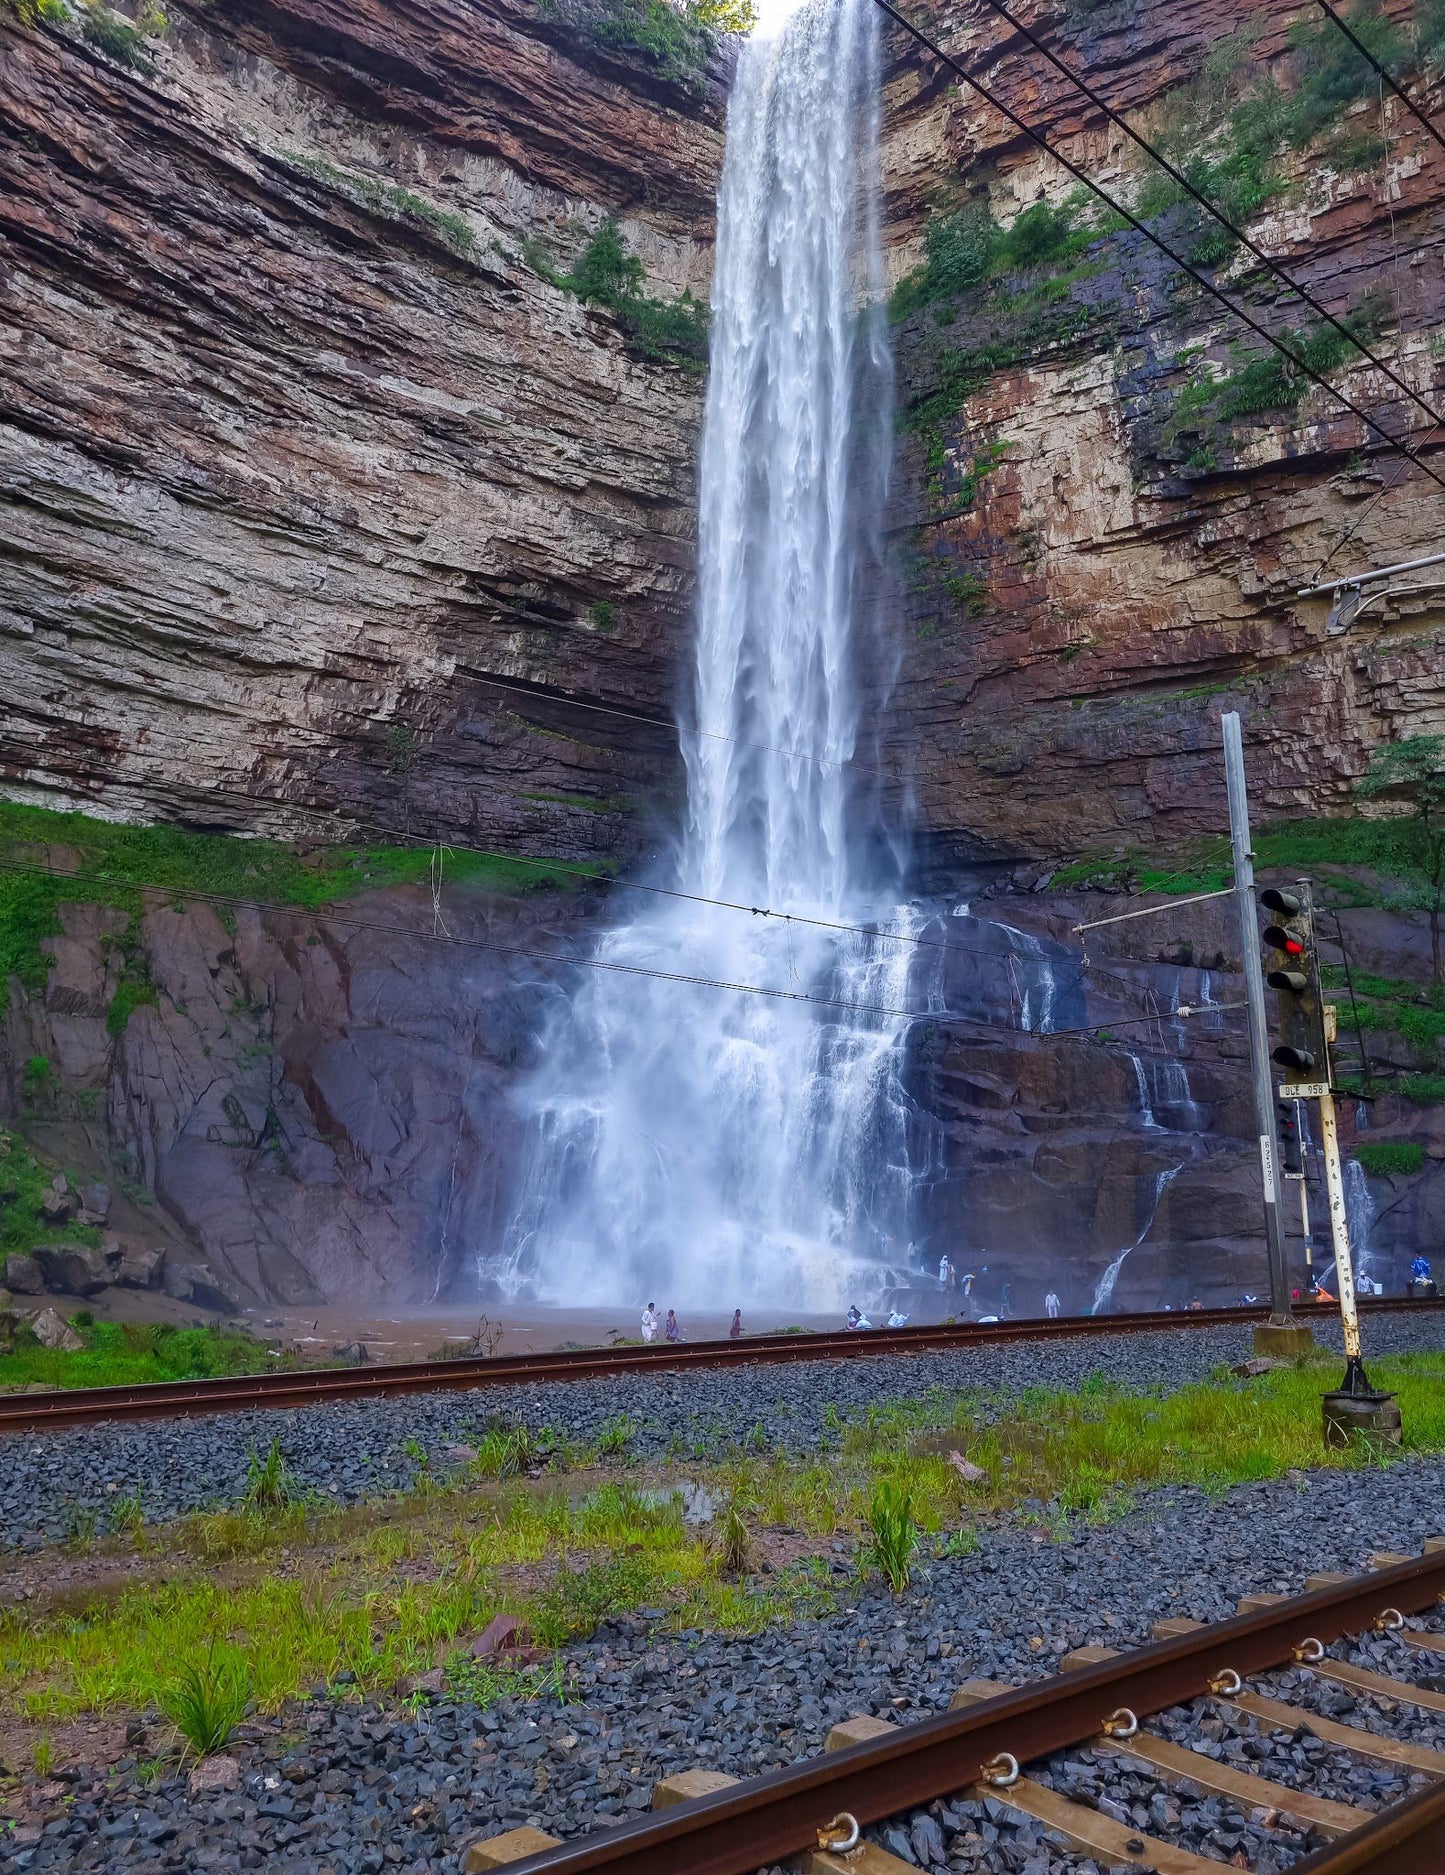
[501,0,912,1310]
[1126,1051,1204,1132]
[1090,1165,1182,1314]
[1344,1158,1378,1291]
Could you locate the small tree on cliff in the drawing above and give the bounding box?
[1356,734,1445,985]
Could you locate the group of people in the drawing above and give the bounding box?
[640,1305,746,1343]
[643,1254,1436,1350]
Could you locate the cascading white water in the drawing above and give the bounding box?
[1090,1165,1182,1313]
[500,0,912,1311]
[1344,1157,1378,1291]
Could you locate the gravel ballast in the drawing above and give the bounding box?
[3,1454,1444,1873]
[3,1315,1441,1547]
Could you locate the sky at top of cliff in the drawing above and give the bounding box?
[751,0,809,39]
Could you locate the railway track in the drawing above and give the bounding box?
[463,1543,1445,1875]
[1,1297,1441,1433]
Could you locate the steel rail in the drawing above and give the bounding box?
[1290,1774,1445,1874]
[1,1298,1440,1433]
[494,1550,1445,1875]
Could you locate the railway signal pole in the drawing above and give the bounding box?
[1222,714,1312,1358]
[1267,876,1401,1446]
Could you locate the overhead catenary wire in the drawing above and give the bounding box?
[466,668,902,782]
[0,856,1237,1043]
[1311,0,1445,157]
[870,0,1445,494]
[968,0,1445,437]
[89,771,1185,986]
[1305,423,1440,584]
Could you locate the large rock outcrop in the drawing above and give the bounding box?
[0,0,725,861]
[4,870,610,1303]
[876,0,1445,868]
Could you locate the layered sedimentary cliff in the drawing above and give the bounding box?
[876,0,1445,867]
[3,0,1442,1309]
[1,0,725,860]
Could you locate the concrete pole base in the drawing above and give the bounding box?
[1322,1389,1402,1448]
[1253,1320,1315,1359]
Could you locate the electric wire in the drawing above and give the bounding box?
[37,772,1235,1007]
[0,856,1237,1042]
[465,668,902,782]
[871,0,1445,493]
[968,0,1445,435]
[1306,419,1442,584]
[150,778,1110,974]
[1311,0,1445,157]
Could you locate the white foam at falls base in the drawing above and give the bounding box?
[498,0,911,1312]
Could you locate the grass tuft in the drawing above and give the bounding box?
[865,1482,919,1594]
[244,1440,296,1510]
[162,1642,250,1758]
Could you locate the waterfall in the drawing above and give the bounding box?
[1126,1053,1161,1130]
[949,900,1077,1034]
[500,0,910,1310]
[1344,1158,1378,1291]
[1124,1048,1204,1132]
[1090,1165,1182,1314]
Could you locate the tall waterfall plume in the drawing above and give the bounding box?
[500,0,916,1311]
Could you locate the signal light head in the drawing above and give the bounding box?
[1272,1044,1316,1072]
[1261,888,1303,916]
[1267,968,1309,993]
[1263,924,1306,953]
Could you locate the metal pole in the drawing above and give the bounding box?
[1221,714,1294,1328]
[1298,1174,1313,1281]
[1316,1093,1363,1368]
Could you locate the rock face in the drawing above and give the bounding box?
[905,883,1444,1309]
[3,873,608,1304]
[2,0,1442,1307]
[875,0,1445,867]
[0,0,725,860]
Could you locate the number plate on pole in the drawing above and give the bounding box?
[1279,1081,1331,1100]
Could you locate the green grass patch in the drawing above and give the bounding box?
[1355,1141,1426,1176]
[1168,320,1368,449]
[1055,813,1439,898]
[891,193,1118,323]
[1398,1074,1445,1105]
[0,799,574,988]
[281,153,474,255]
[5,1355,1445,1730]
[0,1320,282,1392]
[0,1141,100,1259]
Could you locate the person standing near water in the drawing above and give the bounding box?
[641,1303,659,1343]
[665,1308,681,1342]
[1044,1291,1061,1319]
[729,1309,743,1339]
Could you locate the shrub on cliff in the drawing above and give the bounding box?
[2,0,69,23]
[1355,1141,1425,1178]
[556,216,710,368]
[553,0,752,90]
[77,1,153,70]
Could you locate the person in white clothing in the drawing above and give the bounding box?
[938,1254,952,1292]
[641,1303,659,1343]
[1044,1291,1061,1319]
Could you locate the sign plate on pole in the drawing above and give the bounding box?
[1279,1081,1331,1100]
